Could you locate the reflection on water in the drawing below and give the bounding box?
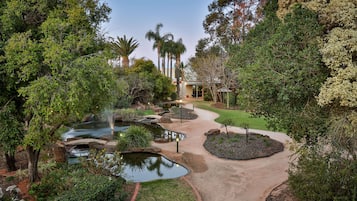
[62,121,185,142]
[119,152,189,182]
[67,152,189,183]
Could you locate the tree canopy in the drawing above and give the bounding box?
[0,0,117,182]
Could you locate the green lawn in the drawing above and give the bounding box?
[136,179,196,201]
[193,101,269,131]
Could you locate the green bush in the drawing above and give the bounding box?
[30,164,127,201]
[115,108,138,121]
[117,125,152,151]
[289,150,357,201]
[54,176,126,201]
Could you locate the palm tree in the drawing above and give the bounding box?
[111,35,139,68]
[173,39,186,98]
[161,39,175,77]
[145,23,173,71]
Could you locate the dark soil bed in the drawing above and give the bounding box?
[204,133,284,160]
[165,107,198,120]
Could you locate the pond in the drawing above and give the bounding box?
[120,152,189,182]
[61,120,185,142]
[67,152,189,183]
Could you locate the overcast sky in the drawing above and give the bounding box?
[100,0,211,65]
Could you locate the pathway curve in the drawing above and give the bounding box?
[151,103,293,201]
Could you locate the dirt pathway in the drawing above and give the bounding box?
[152,104,293,201]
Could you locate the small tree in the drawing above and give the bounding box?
[221,118,234,135]
[240,123,249,144]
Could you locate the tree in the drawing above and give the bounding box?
[230,2,328,141]
[191,53,226,103]
[170,38,186,97]
[203,0,266,47]
[1,0,115,183]
[308,0,357,160]
[110,35,139,68]
[124,59,176,104]
[0,102,23,171]
[145,23,173,71]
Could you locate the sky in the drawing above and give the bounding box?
[100,0,212,65]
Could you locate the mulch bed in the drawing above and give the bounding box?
[203,133,284,160]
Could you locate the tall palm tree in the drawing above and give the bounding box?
[161,39,175,77]
[111,35,139,68]
[145,23,173,71]
[173,39,186,98]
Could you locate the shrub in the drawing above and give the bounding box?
[289,150,357,201]
[115,108,138,121]
[117,125,152,151]
[30,165,127,201]
[54,176,126,201]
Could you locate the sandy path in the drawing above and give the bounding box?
[151,103,293,201]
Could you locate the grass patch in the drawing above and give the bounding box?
[193,101,269,130]
[136,179,196,201]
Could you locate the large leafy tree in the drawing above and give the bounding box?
[203,0,266,47]
[230,1,328,140]
[110,35,139,68]
[230,0,357,199]
[145,23,173,71]
[123,59,175,104]
[1,0,116,182]
[288,2,357,199]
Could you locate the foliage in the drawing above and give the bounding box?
[145,23,173,70]
[115,108,139,121]
[190,54,226,103]
[0,0,115,182]
[136,179,196,201]
[0,102,23,155]
[307,0,357,160]
[229,2,328,142]
[117,126,152,151]
[81,149,123,177]
[120,59,175,104]
[289,148,357,201]
[203,0,267,47]
[110,35,139,67]
[30,164,127,201]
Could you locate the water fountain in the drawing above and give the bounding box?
[104,108,115,136]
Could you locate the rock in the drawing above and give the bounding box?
[266,181,299,201]
[204,129,221,136]
[159,116,172,123]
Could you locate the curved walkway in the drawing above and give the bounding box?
[151,103,293,201]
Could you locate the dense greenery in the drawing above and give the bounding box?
[0,0,117,182]
[115,59,176,107]
[229,1,328,140]
[289,149,357,201]
[227,0,357,200]
[30,164,127,201]
[0,102,23,171]
[116,125,152,151]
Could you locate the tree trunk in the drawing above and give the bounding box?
[5,153,17,172]
[26,146,40,183]
[122,56,129,68]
